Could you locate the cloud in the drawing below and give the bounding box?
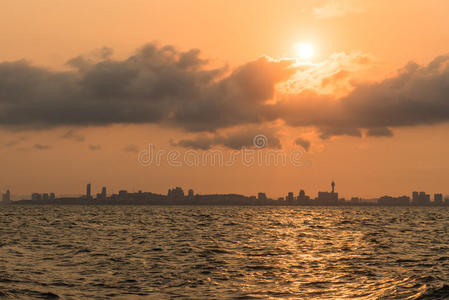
[1,42,449,147]
[3,136,26,148]
[173,127,282,150]
[33,144,51,150]
[313,0,364,19]
[278,55,449,138]
[365,127,393,137]
[123,144,139,153]
[62,129,85,142]
[294,137,311,151]
[88,144,101,151]
[0,43,294,133]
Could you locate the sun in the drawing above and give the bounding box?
[295,43,315,60]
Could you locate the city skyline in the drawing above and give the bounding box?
[3,180,449,206]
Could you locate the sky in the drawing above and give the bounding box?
[1,0,449,199]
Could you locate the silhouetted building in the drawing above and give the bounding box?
[50,193,55,200]
[97,187,107,200]
[188,189,194,201]
[287,192,294,204]
[412,191,419,203]
[86,183,92,199]
[32,193,42,201]
[258,192,267,202]
[316,181,338,204]
[43,193,49,201]
[413,191,431,205]
[378,195,410,206]
[2,190,11,203]
[168,187,185,203]
[297,189,310,204]
[434,193,443,205]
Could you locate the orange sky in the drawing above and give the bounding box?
[1,0,449,199]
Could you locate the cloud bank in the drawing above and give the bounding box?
[1,43,449,149]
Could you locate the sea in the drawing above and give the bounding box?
[0,206,449,299]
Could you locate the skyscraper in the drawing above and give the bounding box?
[434,193,443,205]
[86,184,91,199]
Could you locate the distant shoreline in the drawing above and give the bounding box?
[3,200,449,207]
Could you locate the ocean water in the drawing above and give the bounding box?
[0,206,449,299]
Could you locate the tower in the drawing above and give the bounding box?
[86,183,91,199]
[331,180,335,194]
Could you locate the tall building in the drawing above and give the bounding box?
[258,192,267,201]
[86,184,91,199]
[50,193,55,200]
[414,191,431,205]
[412,191,419,204]
[188,189,194,201]
[101,187,107,197]
[287,192,294,204]
[297,189,310,204]
[168,187,185,203]
[434,193,443,205]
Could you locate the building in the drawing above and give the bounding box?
[188,189,194,201]
[32,193,42,201]
[168,187,185,203]
[434,193,443,205]
[412,191,419,203]
[258,192,267,202]
[378,195,410,206]
[97,187,107,200]
[50,193,55,200]
[287,192,294,204]
[297,189,310,204]
[86,183,92,199]
[412,191,431,205]
[315,181,338,204]
[2,190,11,203]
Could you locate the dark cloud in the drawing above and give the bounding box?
[174,127,281,150]
[88,144,101,151]
[279,55,449,138]
[365,127,393,137]
[62,129,85,142]
[0,43,294,133]
[1,43,449,144]
[294,137,311,151]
